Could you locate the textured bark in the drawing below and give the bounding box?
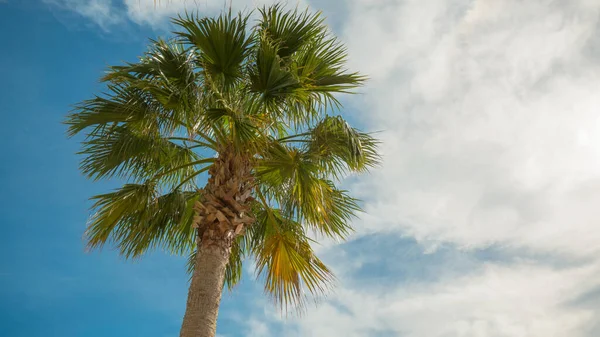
[179,243,230,337]
[194,148,255,238]
[179,147,255,337]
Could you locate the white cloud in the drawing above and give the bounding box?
[246,318,271,337]
[122,0,232,27]
[280,262,600,337]
[342,0,600,258]
[43,0,124,30]
[45,0,306,29]
[123,0,291,27]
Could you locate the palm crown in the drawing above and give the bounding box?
[67,5,379,310]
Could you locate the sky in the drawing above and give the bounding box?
[2,0,600,336]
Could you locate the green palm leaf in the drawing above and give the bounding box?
[174,11,252,87]
[250,202,334,310]
[249,34,301,102]
[79,125,203,183]
[86,183,200,258]
[305,115,380,176]
[259,4,324,59]
[255,142,362,240]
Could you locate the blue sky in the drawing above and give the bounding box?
[3,1,600,336]
[0,2,184,336]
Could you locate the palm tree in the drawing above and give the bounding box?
[66,4,379,337]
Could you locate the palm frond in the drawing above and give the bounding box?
[297,179,360,239]
[294,34,365,94]
[258,4,324,59]
[79,125,204,184]
[303,115,380,177]
[86,183,200,258]
[250,202,334,310]
[174,11,252,87]
[102,39,201,135]
[255,141,361,239]
[203,82,264,149]
[249,34,301,104]
[66,84,164,137]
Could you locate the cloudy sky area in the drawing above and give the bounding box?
[2,0,600,336]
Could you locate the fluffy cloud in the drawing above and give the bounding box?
[344,0,600,257]
[45,0,305,29]
[281,262,599,337]
[43,0,124,30]
[246,237,600,337]
[121,0,258,27]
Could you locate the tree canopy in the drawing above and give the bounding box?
[66,4,379,310]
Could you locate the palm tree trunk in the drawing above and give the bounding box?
[179,147,253,337]
[180,241,231,337]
